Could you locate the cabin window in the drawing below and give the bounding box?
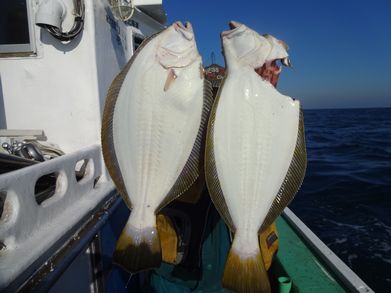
[0,0,35,55]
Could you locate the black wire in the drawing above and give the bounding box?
[44,0,85,42]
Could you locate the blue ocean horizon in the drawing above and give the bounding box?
[304,106,391,111]
[290,107,391,292]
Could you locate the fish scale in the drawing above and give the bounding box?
[251,99,266,234]
[240,100,254,235]
[139,81,152,208]
[151,106,163,198]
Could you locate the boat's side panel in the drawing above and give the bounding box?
[0,0,165,154]
[1,0,100,153]
[0,145,108,291]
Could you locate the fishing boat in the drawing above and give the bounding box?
[0,1,373,292]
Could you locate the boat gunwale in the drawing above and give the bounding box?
[282,207,374,293]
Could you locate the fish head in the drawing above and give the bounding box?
[255,35,292,86]
[157,21,200,69]
[263,34,292,68]
[221,21,272,70]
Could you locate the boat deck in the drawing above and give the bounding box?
[274,216,345,292]
[272,210,372,293]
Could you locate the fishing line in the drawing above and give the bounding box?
[125,273,133,288]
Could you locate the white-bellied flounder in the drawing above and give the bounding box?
[101,21,213,273]
[205,21,307,293]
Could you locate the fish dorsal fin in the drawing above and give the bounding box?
[156,78,214,211]
[204,78,236,232]
[101,32,162,209]
[260,110,307,232]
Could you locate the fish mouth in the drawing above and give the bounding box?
[173,21,194,40]
[157,21,199,68]
[229,21,240,30]
[221,21,244,37]
[281,57,292,68]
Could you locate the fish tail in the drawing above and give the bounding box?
[113,216,161,273]
[222,241,270,293]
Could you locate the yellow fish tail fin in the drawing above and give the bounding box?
[113,221,161,273]
[222,246,270,293]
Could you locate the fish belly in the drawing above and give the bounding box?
[213,69,300,249]
[112,48,203,227]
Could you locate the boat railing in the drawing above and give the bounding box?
[0,145,116,291]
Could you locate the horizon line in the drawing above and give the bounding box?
[304,106,391,111]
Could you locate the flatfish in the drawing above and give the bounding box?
[205,21,307,293]
[101,21,212,273]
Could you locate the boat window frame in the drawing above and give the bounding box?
[0,0,36,56]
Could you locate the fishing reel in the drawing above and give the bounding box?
[2,141,45,162]
[2,139,64,162]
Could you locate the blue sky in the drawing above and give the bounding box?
[164,0,391,109]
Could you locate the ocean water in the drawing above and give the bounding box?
[290,108,391,292]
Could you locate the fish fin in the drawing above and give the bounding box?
[204,78,236,232]
[157,78,214,210]
[164,69,177,91]
[113,221,161,273]
[101,60,132,208]
[260,109,307,231]
[101,31,163,209]
[222,247,271,293]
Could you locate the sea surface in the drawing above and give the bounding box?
[290,107,391,292]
